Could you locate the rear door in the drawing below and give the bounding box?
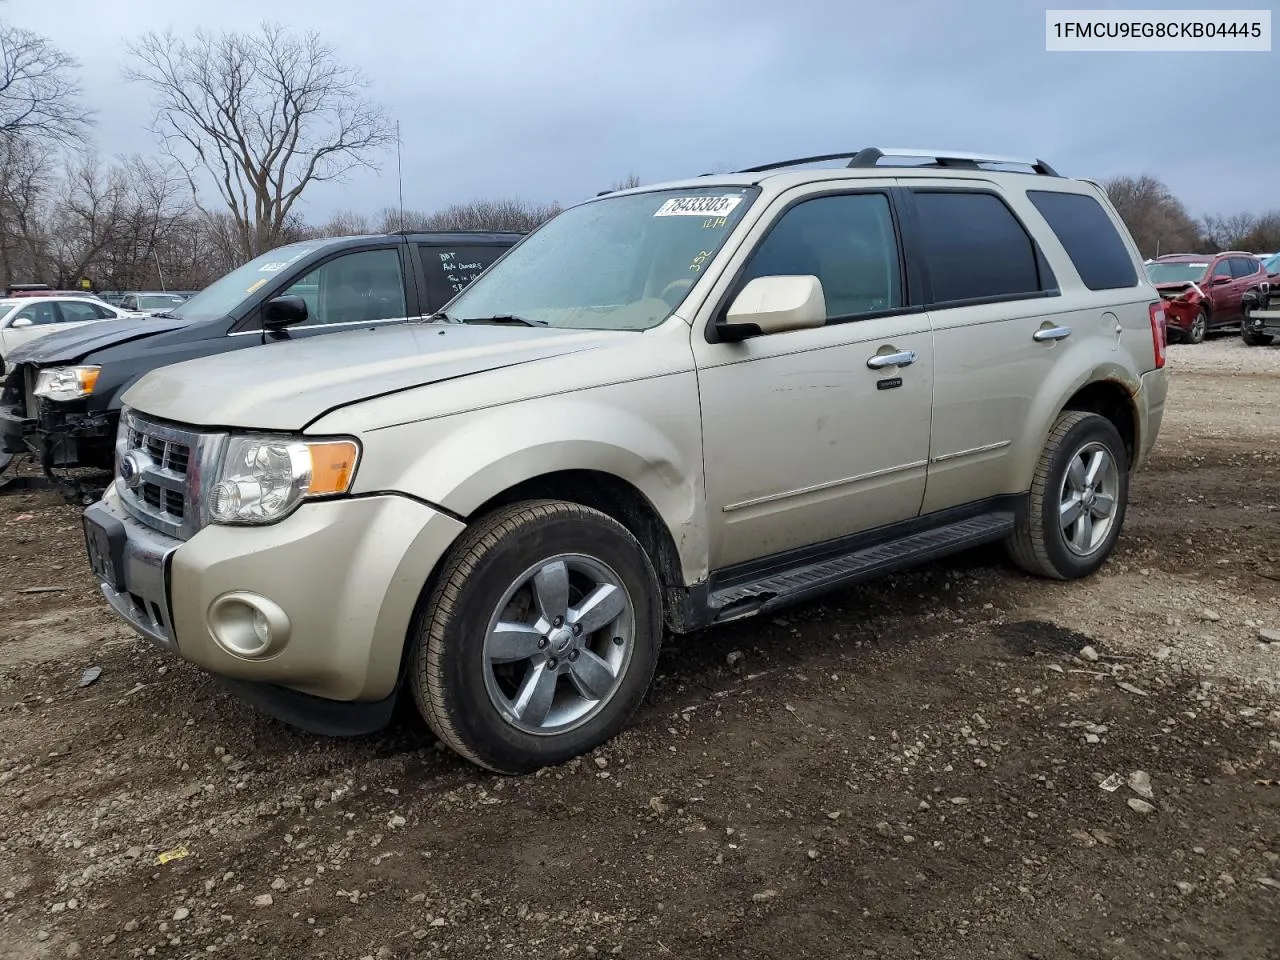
[902,183,1069,514]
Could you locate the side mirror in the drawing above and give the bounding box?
[716,275,827,342]
[9,317,33,328]
[263,295,308,330]
[1211,275,1232,286]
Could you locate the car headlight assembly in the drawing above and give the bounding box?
[208,435,360,525]
[33,366,100,401]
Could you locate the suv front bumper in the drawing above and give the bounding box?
[1244,295,1280,338]
[84,486,466,722]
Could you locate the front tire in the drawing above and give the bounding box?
[410,499,662,774]
[1187,308,1208,344]
[1007,411,1129,580]
[1242,329,1274,346]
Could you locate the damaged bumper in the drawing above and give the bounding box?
[1243,289,1280,338]
[0,365,118,498]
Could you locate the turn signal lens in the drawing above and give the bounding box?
[306,440,360,496]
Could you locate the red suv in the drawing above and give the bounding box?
[1144,251,1268,344]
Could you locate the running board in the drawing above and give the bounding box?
[708,511,1015,623]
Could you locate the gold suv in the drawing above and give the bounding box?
[82,148,1170,773]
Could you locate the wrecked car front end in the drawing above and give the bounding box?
[0,361,117,502]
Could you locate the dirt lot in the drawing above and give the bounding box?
[1,337,1278,960]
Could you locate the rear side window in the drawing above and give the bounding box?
[912,191,1049,304]
[1027,190,1138,291]
[418,244,510,310]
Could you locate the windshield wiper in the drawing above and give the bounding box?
[149,311,180,319]
[459,314,548,327]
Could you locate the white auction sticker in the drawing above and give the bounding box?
[654,196,743,217]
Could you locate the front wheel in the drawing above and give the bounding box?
[1242,329,1275,346]
[1187,308,1208,344]
[410,500,662,774]
[1006,411,1130,580]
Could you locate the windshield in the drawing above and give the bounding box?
[1263,254,1280,274]
[1145,261,1210,284]
[169,242,319,323]
[137,295,185,310]
[443,186,758,331]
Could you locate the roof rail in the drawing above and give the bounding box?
[737,148,1061,177]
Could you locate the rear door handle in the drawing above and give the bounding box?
[866,350,917,369]
[1033,325,1072,342]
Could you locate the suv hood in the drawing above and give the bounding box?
[6,316,193,365]
[123,322,627,431]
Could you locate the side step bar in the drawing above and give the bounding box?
[708,511,1015,623]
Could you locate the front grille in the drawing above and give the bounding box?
[116,409,217,540]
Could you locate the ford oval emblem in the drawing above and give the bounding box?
[119,452,145,488]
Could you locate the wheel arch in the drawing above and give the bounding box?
[467,469,688,630]
[1059,379,1138,468]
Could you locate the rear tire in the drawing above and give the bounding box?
[410,499,662,775]
[1007,411,1130,581]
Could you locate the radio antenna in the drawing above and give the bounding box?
[396,119,405,232]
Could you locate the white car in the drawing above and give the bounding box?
[0,296,135,366]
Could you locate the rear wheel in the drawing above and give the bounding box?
[1007,411,1129,580]
[410,500,662,774]
[1187,308,1208,344]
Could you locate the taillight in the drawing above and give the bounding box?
[1148,301,1167,369]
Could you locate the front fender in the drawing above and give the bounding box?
[340,373,710,583]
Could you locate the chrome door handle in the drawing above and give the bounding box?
[866,350,917,369]
[1033,325,1072,342]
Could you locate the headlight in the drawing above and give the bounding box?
[207,435,360,525]
[33,366,100,401]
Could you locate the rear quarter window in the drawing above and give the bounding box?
[1026,190,1138,291]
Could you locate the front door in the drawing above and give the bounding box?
[266,246,414,341]
[692,186,934,570]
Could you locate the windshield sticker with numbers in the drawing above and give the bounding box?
[654,196,743,218]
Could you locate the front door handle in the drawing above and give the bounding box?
[866,350,917,370]
[1033,325,1072,342]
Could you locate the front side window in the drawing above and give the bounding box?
[278,248,406,326]
[737,192,903,320]
[1212,260,1232,279]
[912,191,1049,304]
[444,187,757,331]
[13,302,59,326]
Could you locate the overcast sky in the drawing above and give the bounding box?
[7,0,1276,222]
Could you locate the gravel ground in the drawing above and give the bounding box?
[0,336,1277,960]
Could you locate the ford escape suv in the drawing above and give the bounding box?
[82,148,1169,774]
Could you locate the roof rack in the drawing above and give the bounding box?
[734,148,1061,177]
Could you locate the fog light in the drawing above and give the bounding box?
[207,592,291,659]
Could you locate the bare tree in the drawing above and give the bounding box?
[608,172,642,191]
[404,198,562,233]
[0,21,90,144]
[1201,212,1260,252]
[124,22,395,261]
[0,133,54,283]
[1102,175,1203,257]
